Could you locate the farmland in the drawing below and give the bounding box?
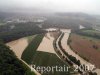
[32,51,73,75]
[21,34,44,64]
[74,29,100,39]
[69,33,100,68]
[2,0,100,74]
[5,28,100,75]
[6,35,37,59]
[6,37,29,58]
[33,30,74,75]
[37,31,61,54]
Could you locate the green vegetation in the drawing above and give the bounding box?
[32,51,73,75]
[58,33,81,66]
[0,41,35,75]
[0,22,46,43]
[74,29,100,39]
[21,34,44,64]
[88,72,97,75]
[72,29,100,51]
[77,34,100,42]
[83,29,100,33]
[53,33,73,66]
[27,35,37,43]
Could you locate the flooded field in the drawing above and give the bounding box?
[6,38,29,58]
[60,29,100,74]
[37,32,56,54]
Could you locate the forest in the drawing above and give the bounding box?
[0,22,46,43]
[0,41,35,75]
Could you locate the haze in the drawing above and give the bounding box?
[0,0,100,15]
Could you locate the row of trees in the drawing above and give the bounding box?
[73,29,100,39]
[58,33,98,75]
[58,33,81,66]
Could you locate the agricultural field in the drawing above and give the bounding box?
[1,4,100,74]
[5,28,100,75]
[32,51,73,75]
[37,31,60,54]
[27,35,37,43]
[21,34,44,64]
[69,33,100,68]
[6,33,45,75]
[21,30,75,75]
[75,29,100,39]
[82,29,100,35]
[6,35,36,58]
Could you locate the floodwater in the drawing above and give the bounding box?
[6,38,28,58]
[37,32,56,54]
[60,29,100,74]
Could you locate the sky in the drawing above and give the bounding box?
[0,0,100,15]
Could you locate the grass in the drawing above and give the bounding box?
[82,29,100,33]
[76,29,100,39]
[32,51,73,75]
[26,35,37,43]
[77,33,100,42]
[21,34,44,64]
[74,29,100,51]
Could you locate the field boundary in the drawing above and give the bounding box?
[21,34,44,64]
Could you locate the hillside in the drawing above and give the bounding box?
[0,41,35,75]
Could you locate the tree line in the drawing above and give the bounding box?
[0,22,46,43]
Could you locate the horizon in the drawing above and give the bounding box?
[0,0,100,15]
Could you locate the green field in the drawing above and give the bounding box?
[21,33,75,75]
[74,29,100,42]
[32,51,73,75]
[77,33,100,42]
[21,34,44,64]
[27,35,37,43]
[82,29,100,34]
[75,29,100,39]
